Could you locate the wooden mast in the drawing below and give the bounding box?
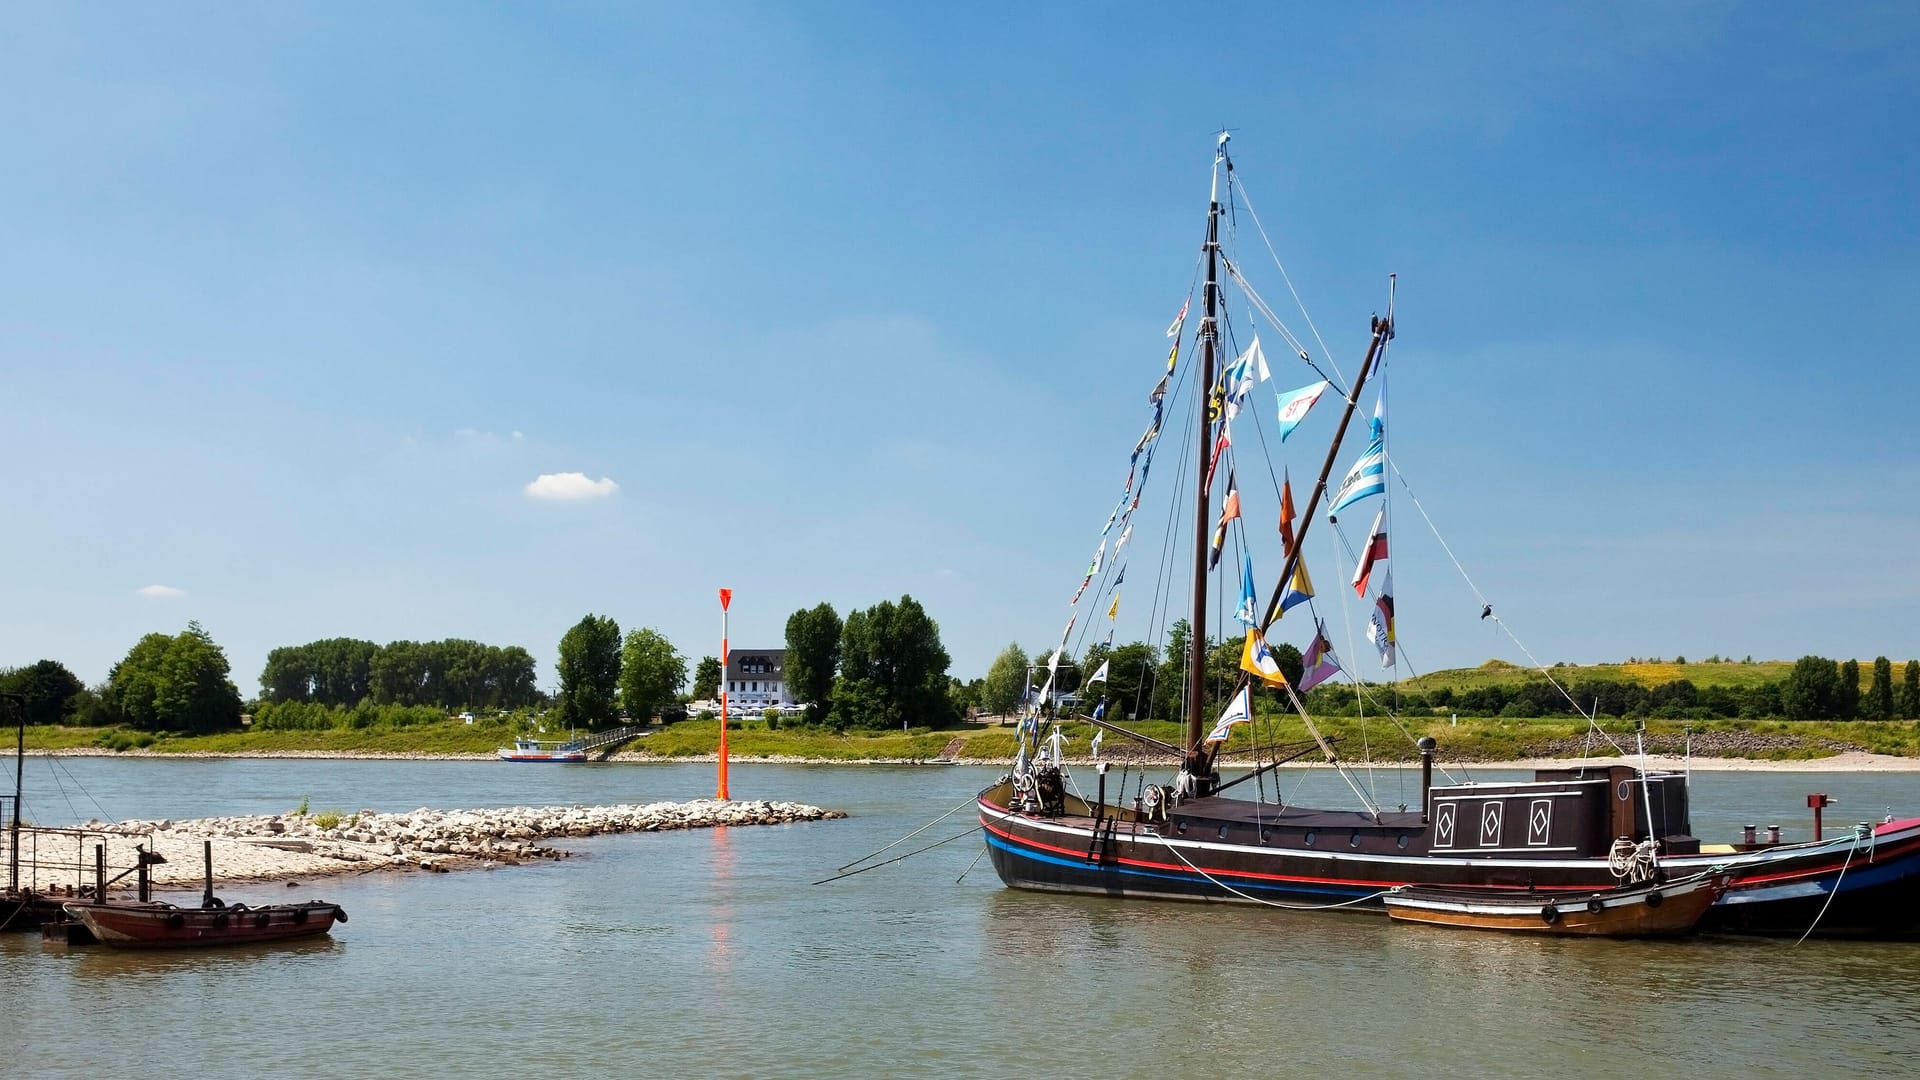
[1184,139,1226,774]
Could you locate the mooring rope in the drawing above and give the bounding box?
[834,796,978,873]
[1144,829,1401,911]
[1794,825,1869,947]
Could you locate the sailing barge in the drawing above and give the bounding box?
[977,135,1920,938]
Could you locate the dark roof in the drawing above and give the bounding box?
[726,649,785,681]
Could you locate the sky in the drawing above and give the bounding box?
[2,3,1918,695]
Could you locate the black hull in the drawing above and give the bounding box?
[980,787,1920,938]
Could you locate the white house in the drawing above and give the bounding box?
[725,649,793,709]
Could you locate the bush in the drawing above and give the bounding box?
[762,708,780,731]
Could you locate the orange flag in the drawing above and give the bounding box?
[1278,471,1297,559]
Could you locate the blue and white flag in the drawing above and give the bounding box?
[1234,552,1260,627]
[1223,338,1270,421]
[1329,392,1388,515]
[1274,379,1330,442]
[1205,685,1253,744]
[1087,660,1110,685]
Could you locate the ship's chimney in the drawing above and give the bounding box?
[1418,737,1438,823]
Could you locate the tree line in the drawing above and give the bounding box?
[773,595,956,731]
[259,637,540,710]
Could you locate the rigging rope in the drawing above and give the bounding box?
[1385,456,1629,756]
[1229,173,1343,392]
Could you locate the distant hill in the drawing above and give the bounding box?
[1401,659,1800,693]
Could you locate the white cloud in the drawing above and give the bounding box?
[137,584,186,598]
[524,472,619,501]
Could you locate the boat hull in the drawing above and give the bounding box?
[496,752,588,763]
[979,784,1920,938]
[1384,874,1725,937]
[65,901,345,948]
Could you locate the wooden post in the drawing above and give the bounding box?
[94,843,105,904]
[202,839,215,908]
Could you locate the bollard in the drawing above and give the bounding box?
[1766,824,1781,845]
[1742,824,1757,846]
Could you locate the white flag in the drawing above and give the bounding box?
[1086,660,1110,685]
[1204,685,1253,744]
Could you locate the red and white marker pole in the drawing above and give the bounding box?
[717,587,732,800]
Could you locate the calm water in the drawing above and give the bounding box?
[6,758,1920,1079]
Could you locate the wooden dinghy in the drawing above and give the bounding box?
[63,899,346,949]
[1384,872,1727,938]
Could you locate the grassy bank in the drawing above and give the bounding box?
[20,712,1920,762]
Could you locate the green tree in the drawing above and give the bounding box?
[1781,655,1840,720]
[104,622,243,733]
[1837,658,1862,719]
[0,659,85,724]
[619,627,686,723]
[982,642,1029,716]
[556,614,622,729]
[1153,619,1192,722]
[1904,660,1920,720]
[693,655,722,701]
[1869,656,1896,720]
[831,595,953,730]
[784,603,843,719]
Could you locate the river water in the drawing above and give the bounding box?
[5,758,1919,1079]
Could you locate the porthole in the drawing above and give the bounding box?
[1349,831,1362,849]
[1304,831,1317,846]
[1176,822,1187,835]
[1260,828,1272,844]
[1397,833,1410,850]
[1218,825,1230,840]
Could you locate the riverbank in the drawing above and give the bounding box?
[24,746,1920,771]
[22,800,847,891]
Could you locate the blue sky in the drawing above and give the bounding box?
[3,3,1917,694]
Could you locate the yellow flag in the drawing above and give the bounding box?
[1241,629,1290,687]
[1106,593,1119,620]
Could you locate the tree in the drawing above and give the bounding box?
[104,622,243,733]
[0,659,85,725]
[1154,619,1192,722]
[831,595,953,729]
[619,628,686,722]
[1837,659,1861,719]
[1905,660,1920,721]
[1869,657,1896,720]
[784,603,843,718]
[1781,655,1840,720]
[982,643,1029,716]
[556,614,622,729]
[693,655,722,701]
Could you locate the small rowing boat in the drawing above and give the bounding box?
[63,898,346,948]
[1384,872,1727,937]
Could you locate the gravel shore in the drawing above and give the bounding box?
[22,800,846,894]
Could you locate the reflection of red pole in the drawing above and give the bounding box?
[718,588,732,800]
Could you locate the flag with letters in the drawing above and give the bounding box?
[1274,379,1330,442]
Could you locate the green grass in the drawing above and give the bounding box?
[19,709,1920,763]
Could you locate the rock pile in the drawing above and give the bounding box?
[73,800,845,886]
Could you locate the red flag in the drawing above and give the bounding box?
[1205,425,1230,491]
[1208,475,1239,569]
[1352,507,1388,597]
[1278,471,1297,558]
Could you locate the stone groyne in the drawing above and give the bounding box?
[46,800,845,889]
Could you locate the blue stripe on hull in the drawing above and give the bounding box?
[984,829,1380,905]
